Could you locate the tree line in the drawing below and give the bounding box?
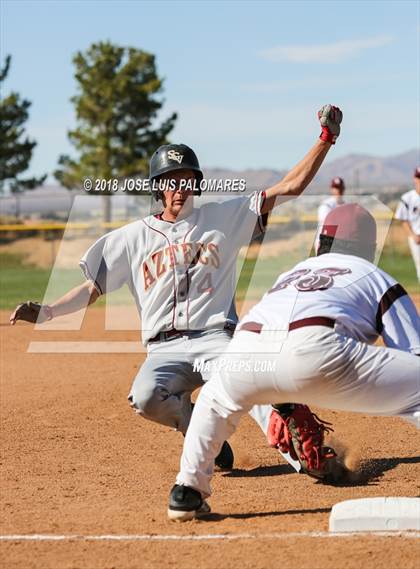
[0,41,177,221]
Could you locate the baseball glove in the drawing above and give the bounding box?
[9,301,52,325]
[318,104,342,144]
[268,403,347,483]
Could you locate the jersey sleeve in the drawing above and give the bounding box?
[79,228,130,295]
[222,191,267,247]
[395,198,409,222]
[376,283,420,355]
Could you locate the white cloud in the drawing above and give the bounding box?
[259,35,394,64]
[240,71,410,94]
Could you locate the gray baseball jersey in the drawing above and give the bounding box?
[80,192,266,344]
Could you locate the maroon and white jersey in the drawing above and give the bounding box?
[80,192,266,344]
[395,189,420,234]
[241,252,420,354]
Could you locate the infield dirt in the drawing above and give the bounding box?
[1,307,419,569]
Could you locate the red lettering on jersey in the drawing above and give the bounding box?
[314,267,352,277]
[296,267,351,291]
[142,261,156,291]
[189,242,203,267]
[197,242,208,265]
[207,243,220,268]
[197,272,213,293]
[268,269,310,294]
[165,245,179,268]
[268,267,352,294]
[152,250,166,278]
[182,242,193,265]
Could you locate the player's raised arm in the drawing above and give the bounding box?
[9,280,100,325]
[262,105,342,213]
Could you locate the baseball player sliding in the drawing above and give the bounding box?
[167,202,420,521]
[10,105,343,477]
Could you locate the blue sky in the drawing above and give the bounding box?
[1,0,419,181]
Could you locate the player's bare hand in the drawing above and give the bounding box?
[413,234,420,245]
[9,301,52,325]
[318,104,343,144]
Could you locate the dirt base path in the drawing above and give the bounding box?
[1,309,419,569]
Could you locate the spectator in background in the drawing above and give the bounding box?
[315,177,346,251]
[318,177,346,226]
[395,168,420,283]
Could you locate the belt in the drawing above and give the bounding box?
[148,321,237,343]
[239,316,335,334]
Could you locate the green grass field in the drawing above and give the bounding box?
[0,249,418,311]
[236,250,419,301]
[0,258,81,311]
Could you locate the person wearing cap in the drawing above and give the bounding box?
[168,202,420,521]
[395,168,420,283]
[317,177,346,227]
[10,104,344,479]
[315,177,345,251]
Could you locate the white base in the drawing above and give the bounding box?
[329,497,420,533]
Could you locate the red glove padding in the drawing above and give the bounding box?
[267,409,299,461]
[318,104,343,144]
[267,405,334,470]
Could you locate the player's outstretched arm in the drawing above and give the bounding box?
[9,280,100,325]
[263,104,342,213]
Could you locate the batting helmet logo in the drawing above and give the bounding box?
[149,144,203,201]
[167,150,184,164]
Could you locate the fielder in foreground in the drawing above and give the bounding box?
[168,203,420,521]
[10,105,344,479]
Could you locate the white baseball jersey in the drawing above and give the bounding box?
[395,189,420,234]
[80,192,266,345]
[241,252,420,354]
[317,196,345,226]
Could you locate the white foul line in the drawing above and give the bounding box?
[0,531,419,542]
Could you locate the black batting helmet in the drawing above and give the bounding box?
[149,144,203,201]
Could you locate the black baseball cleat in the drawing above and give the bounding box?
[215,440,234,470]
[167,484,211,522]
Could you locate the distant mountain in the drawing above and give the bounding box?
[1,149,418,217]
[202,167,288,191]
[203,149,419,192]
[311,149,419,189]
